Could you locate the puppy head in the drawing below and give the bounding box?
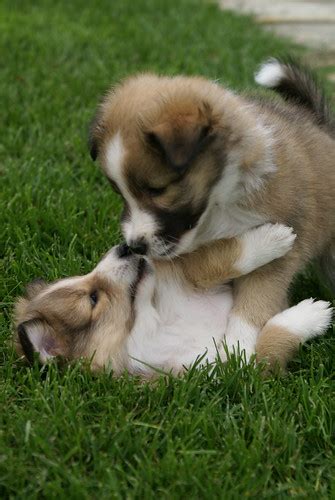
[14,247,152,373]
[90,74,272,258]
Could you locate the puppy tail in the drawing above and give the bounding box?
[255,57,334,131]
[256,299,333,371]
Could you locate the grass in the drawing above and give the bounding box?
[0,0,334,497]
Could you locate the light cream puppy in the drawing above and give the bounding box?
[14,224,332,375]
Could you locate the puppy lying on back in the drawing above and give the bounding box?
[14,224,332,375]
[89,59,335,356]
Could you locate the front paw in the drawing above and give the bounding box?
[257,223,296,259]
[237,223,296,274]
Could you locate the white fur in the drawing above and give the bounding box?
[268,299,333,339]
[175,124,276,256]
[122,209,158,246]
[105,133,159,245]
[223,315,259,360]
[255,59,285,88]
[236,224,296,274]
[26,237,333,374]
[28,329,53,364]
[176,192,267,255]
[107,109,276,258]
[242,122,277,193]
[105,102,277,260]
[104,131,125,178]
[128,271,233,374]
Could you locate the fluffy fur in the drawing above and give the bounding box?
[14,224,333,375]
[89,59,335,352]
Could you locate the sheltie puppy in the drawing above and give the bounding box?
[14,224,332,375]
[89,58,335,355]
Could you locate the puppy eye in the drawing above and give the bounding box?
[89,291,99,307]
[146,186,166,197]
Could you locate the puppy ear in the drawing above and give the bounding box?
[88,112,104,161]
[146,103,214,171]
[17,320,65,364]
[88,118,99,161]
[24,278,47,300]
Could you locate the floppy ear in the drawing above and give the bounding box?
[88,118,99,161]
[146,103,214,171]
[24,278,47,300]
[17,320,65,364]
[88,112,104,161]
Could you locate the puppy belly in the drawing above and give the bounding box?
[128,289,233,374]
[223,314,259,360]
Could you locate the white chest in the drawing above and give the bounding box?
[197,201,267,243]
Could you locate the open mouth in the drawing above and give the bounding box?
[130,258,147,301]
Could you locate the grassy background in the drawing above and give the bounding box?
[1,0,334,497]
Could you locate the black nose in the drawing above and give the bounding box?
[117,243,133,258]
[129,239,148,256]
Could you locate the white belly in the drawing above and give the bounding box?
[127,280,233,375]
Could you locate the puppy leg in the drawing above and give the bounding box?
[224,252,301,359]
[256,299,333,371]
[178,223,295,289]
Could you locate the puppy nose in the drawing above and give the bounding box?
[117,243,133,258]
[129,239,148,256]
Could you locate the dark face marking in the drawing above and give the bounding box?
[154,204,207,248]
[93,85,229,257]
[116,143,224,256]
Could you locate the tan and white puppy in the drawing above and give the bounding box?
[89,59,335,354]
[14,224,332,375]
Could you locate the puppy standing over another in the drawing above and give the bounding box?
[89,59,335,355]
[14,224,333,374]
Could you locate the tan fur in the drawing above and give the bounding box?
[13,72,335,374]
[14,273,134,373]
[91,73,335,339]
[170,237,242,289]
[256,324,302,371]
[230,97,335,330]
[13,236,244,369]
[92,75,269,217]
[13,234,308,374]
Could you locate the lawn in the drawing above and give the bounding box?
[1,0,334,497]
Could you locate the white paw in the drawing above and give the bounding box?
[237,223,296,274]
[269,298,333,340]
[252,223,296,259]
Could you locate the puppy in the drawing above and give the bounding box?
[89,59,335,354]
[14,224,332,375]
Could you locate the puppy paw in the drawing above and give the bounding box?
[270,299,333,340]
[237,223,296,274]
[255,223,296,258]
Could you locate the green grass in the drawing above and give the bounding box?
[1,0,334,497]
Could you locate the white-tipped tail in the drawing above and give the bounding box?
[268,299,333,341]
[255,59,286,88]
